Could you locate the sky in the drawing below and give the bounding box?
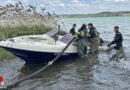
[0,0,130,15]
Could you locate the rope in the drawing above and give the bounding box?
[2,37,75,90]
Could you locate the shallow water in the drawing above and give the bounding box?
[0,16,130,90]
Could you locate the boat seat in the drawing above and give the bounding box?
[47,37,56,45]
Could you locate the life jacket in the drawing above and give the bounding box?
[88,27,98,38]
[75,30,90,40]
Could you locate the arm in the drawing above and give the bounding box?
[108,33,122,47]
[75,32,82,39]
[75,29,86,39]
[112,33,122,44]
[88,30,94,38]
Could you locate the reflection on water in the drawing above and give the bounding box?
[20,63,46,76]
[109,48,126,62]
[9,54,99,90]
[0,16,130,90]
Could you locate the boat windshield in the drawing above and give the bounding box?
[46,30,58,37]
[59,34,74,44]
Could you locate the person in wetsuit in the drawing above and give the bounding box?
[107,26,123,49]
[70,24,77,36]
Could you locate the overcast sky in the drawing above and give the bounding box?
[0,0,130,14]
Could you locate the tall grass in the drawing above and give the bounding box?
[0,48,14,60]
[0,25,53,41]
[0,2,60,60]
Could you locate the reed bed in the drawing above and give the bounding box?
[0,2,62,60]
[0,25,53,41]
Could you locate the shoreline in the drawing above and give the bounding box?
[59,15,130,18]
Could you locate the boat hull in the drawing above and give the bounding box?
[1,46,78,63]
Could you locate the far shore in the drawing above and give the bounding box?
[59,11,130,18]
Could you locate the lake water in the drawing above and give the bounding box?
[0,16,130,90]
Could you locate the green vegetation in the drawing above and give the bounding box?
[60,11,130,18]
[0,2,59,60]
[0,25,53,41]
[86,11,130,17]
[0,48,14,60]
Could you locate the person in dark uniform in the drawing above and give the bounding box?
[107,26,123,49]
[75,24,88,57]
[87,23,100,54]
[70,24,77,36]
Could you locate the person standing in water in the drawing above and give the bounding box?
[87,23,100,54]
[70,24,77,36]
[107,26,123,49]
[75,24,88,57]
